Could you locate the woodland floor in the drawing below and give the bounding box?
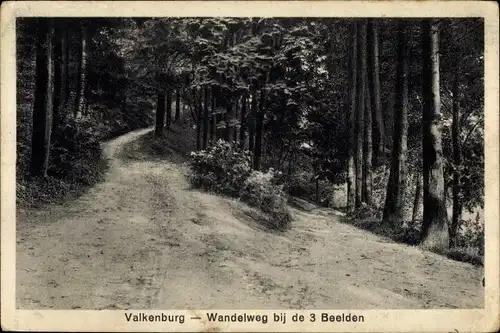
[16,126,484,310]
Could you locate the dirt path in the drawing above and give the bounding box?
[16,128,484,310]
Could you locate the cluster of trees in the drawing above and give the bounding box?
[132,18,320,171]
[138,18,483,250]
[18,17,484,251]
[17,18,153,182]
[346,19,483,249]
[344,20,462,249]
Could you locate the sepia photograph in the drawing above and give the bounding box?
[1,1,499,332]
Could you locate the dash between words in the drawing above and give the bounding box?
[124,312,364,324]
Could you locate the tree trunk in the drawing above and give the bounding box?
[203,85,209,149]
[63,28,69,106]
[83,70,91,116]
[30,19,54,178]
[166,88,172,129]
[175,86,181,122]
[155,92,165,137]
[382,21,409,226]
[211,88,216,141]
[248,87,257,153]
[316,178,320,205]
[411,171,422,225]
[367,19,385,166]
[239,94,247,150]
[233,98,239,142]
[254,88,264,170]
[74,22,87,118]
[225,97,232,142]
[346,22,358,214]
[420,20,449,249]
[52,21,64,133]
[196,88,202,150]
[362,52,373,205]
[450,69,462,247]
[355,21,365,208]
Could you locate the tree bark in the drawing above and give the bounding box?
[225,97,233,142]
[239,94,247,150]
[203,85,209,149]
[83,70,91,116]
[382,21,409,226]
[30,19,54,178]
[175,86,181,122]
[63,27,70,106]
[155,92,166,137]
[254,88,264,170]
[355,21,365,208]
[74,21,87,118]
[248,87,257,153]
[346,22,358,213]
[52,21,64,132]
[233,97,239,142]
[367,19,385,166]
[362,52,373,205]
[411,171,422,225]
[450,68,462,247]
[420,20,449,249]
[166,88,172,129]
[196,88,202,150]
[211,87,216,141]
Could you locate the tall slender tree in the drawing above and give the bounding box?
[233,97,239,142]
[211,86,216,141]
[355,21,366,207]
[62,27,70,106]
[74,21,88,118]
[30,19,54,178]
[382,21,409,226]
[254,87,265,170]
[363,47,373,204]
[225,96,233,141]
[175,86,181,122]
[450,66,462,247]
[52,20,64,132]
[248,86,257,153]
[346,22,358,213]
[203,85,209,149]
[367,19,385,165]
[239,94,247,150]
[166,88,173,128]
[196,87,202,150]
[411,171,423,225]
[420,20,449,249]
[155,92,166,137]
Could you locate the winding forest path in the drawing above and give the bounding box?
[17,128,483,310]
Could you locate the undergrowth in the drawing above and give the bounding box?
[188,140,292,231]
[17,116,110,209]
[344,204,484,266]
[17,158,109,209]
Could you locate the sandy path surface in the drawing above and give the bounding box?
[16,128,484,310]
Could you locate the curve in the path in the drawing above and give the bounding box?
[16,128,484,310]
